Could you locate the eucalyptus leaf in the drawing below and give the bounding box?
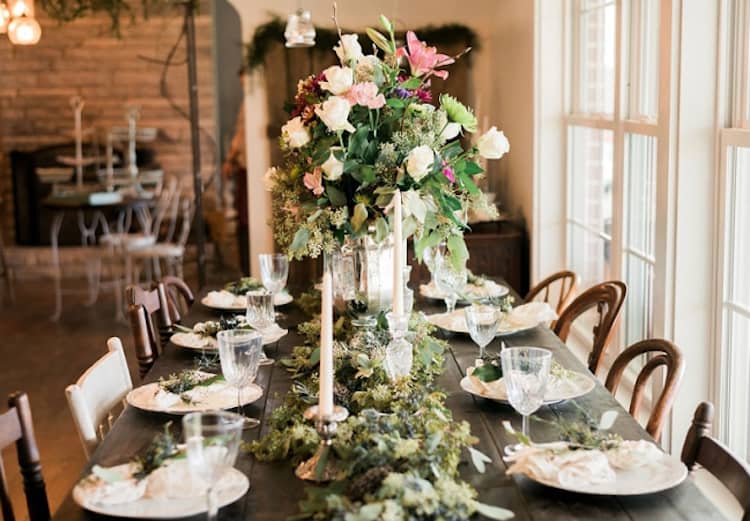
[352,203,369,232]
[402,216,418,239]
[374,217,389,242]
[310,347,320,366]
[399,77,421,90]
[447,235,469,271]
[289,228,310,255]
[307,209,322,223]
[326,185,347,207]
[474,502,515,520]
[598,410,619,431]
[467,447,492,474]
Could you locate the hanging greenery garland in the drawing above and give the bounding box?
[245,17,479,74]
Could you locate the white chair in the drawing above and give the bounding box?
[66,337,133,458]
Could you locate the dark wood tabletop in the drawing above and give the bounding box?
[53,287,726,521]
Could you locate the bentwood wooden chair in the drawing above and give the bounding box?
[681,402,750,520]
[65,337,133,458]
[160,275,195,324]
[1,392,51,521]
[604,339,684,441]
[525,270,579,316]
[553,280,627,375]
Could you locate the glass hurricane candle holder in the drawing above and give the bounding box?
[384,312,413,381]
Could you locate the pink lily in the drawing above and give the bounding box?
[395,31,455,79]
[346,82,386,109]
[441,160,456,184]
[303,167,324,196]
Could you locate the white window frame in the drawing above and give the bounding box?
[564,0,674,358]
[712,0,750,458]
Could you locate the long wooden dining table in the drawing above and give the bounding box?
[54,284,726,520]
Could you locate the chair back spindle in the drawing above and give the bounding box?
[553,280,627,375]
[604,338,684,441]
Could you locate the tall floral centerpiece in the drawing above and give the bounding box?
[267,16,510,279]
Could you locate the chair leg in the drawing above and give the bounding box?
[51,273,62,321]
[153,257,162,280]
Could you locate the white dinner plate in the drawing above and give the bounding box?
[170,326,287,350]
[126,380,263,415]
[420,279,509,303]
[513,445,688,496]
[460,367,596,405]
[201,290,293,312]
[73,460,249,518]
[426,309,538,336]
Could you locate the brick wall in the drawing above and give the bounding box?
[0,6,216,243]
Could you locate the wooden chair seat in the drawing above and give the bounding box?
[525,270,578,316]
[65,337,133,458]
[681,402,750,520]
[0,392,50,521]
[553,280,627,375]
[604,338,684,441]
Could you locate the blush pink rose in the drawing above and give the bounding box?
[346,82,386,109]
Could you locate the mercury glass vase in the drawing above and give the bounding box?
[331,235,394,328]
[384,312,413,381]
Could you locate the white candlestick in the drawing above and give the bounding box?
[319,270,334,417]
[392,189,404,316]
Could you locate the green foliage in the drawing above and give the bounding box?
[39,0,182,36]
[246,312,509,519]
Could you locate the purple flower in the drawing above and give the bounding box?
[394,87,411,99]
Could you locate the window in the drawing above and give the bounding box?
[716,0,750,461]
[565,0,666,355]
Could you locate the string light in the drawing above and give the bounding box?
[0,2,10,34]
[3,0,41,44]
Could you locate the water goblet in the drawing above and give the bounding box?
[183,410,244,521]
[217,329,263,429]
[464,304,498,360]
[422,241,446,286]
[259,253,289,305]
[246,289,275,365]
[500,347,552,440]
[433,255,467,314]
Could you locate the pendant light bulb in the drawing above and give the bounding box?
[8,14,41,45]
[10,0,31,17]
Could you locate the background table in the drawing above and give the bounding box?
[53,287,726,520]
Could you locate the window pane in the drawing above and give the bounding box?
[569,224,611,290]
[568,126,614,235]
[727,146,750,309]
[624,0,660,119]
[722,309,750,460]
[577,0,616,115]
[624,133,657,257]
[623,254,653,345]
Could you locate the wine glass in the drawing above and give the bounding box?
[433,254,467,314]
[464,304,498,359]
[259,253,289,305]
[183,410,244,521]
[246,289,275,365]
[217,329,263,429]
[422,241,446,287]
[500,347,552,439]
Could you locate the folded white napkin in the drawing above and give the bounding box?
[82,464,147,505]
[205,290,244,308]
[606,440,664,470]
[506,443,615,488]
[146,459,208,499]
[504,302,557,328]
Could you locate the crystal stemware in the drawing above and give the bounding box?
[500,347,552,439]
[183,410,244,521]
[433,254,467,314]
[217,329,263,429]
[422,240,446,286]
[245,289,275,365]
[259,253,289,305]
[464,304,498,359]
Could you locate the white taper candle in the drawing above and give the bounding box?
[392,189,404,316]
[319,269,334,417]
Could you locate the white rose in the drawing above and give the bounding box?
[321,149,344,181]
[477,126,510,159]
[320,66,353,95]
[334,34,363,65]
[281,116,310,148]
[315,96,356,133]
[440,122,462,142]
[405,145,435,182]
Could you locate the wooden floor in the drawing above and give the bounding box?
[0,263,238,516]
